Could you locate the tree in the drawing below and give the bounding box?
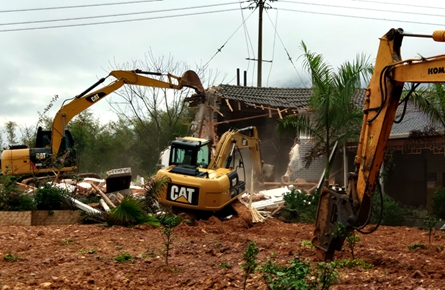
[5,121,18,145]
[0,132,4,153]
[410,83,445,129]
[67,110,104,173]
[67,111,154,176]
[278,41,373,185]
[107,51,203,173]
[18,125,35,147]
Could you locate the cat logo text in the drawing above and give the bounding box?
[167,184,199,205]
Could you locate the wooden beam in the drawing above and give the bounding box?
[214,111,277,125]
[92,183,115,208]
[213,108,288,125]
[225,99,233,112]
[208,105,224,117]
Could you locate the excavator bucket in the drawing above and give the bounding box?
[312,187,355,261]
[180,70,204,94]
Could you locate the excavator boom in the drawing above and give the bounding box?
[51,70,203,156]
[313,28,445,260]
[1,69,203,177]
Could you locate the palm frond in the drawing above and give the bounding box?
[410,84,445,129]
[144,175,171,212]
[109,196,150,227]
[285,43,373,177]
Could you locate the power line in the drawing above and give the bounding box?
[351,0,445,11]
[0,0,162,13]
[0,8,241,33]
[0,2,242,27]
[264,8,307,87]
[278,7,444,27]
[265,8,278,87]
[203,8,256,70]
[278,0,445,18]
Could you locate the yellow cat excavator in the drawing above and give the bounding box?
[0,69,203,178]
[312,28,445,260]
[156,126,272,211]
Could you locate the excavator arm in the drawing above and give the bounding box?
[208,126,264,178]
[51,70,203,156]
[313,28,445,260]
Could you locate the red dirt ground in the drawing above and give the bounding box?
[0,214,444,289]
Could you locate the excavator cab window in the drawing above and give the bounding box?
[36,127,51,148]
[182,150,193,165]
[169,139,211,168]
[196,145,209,168]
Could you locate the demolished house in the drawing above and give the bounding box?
[185,85,317,189]
[9,85,444,224]
[186,84,445,210]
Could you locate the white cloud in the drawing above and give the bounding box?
[0,0,443,137]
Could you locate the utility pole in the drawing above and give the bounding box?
[257,0,264,88]
[247,0,276,88]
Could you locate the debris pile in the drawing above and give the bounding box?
[11,167,318,224]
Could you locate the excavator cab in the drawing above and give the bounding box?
[168,137,211,176]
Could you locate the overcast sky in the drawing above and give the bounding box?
[1,0,444,139]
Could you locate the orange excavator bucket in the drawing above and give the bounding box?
[179,70,204,94]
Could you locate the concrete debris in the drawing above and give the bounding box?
[24,166,312,223]
[64,196,101,215]
[241,186,291,210]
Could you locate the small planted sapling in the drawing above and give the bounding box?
[242,241,259,290]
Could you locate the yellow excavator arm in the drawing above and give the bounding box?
[1,69,203,177]
[51,69,203,156]
[313,28,445,260]
[208,126,263,176]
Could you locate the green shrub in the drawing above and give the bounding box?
[260,255,339,290]
[424,215,440,245]
[242,241,259,290]
[114,252,134,263]
[334,258,373,270]
[219,262,231,269]
[432,187,445,219]
[370,191,405,226]
[4,253,19,262]
[281,188,319,223]
[331,222,361,259]
[408,243,426,250]
[0,175,35,211]
[34,183,67,211]
[158,213,183,266]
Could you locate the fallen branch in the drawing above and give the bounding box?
[271,204,285,216]
[92,183,116,208]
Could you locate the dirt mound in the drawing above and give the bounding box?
[0,217,444,289]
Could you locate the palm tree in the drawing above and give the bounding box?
[409,83,445,129]
[278,41,373,186]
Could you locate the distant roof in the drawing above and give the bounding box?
[391,102,438,135]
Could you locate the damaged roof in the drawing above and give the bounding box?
[218,85,312,109]
[217,85,367,109]
[212,85,435,135]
